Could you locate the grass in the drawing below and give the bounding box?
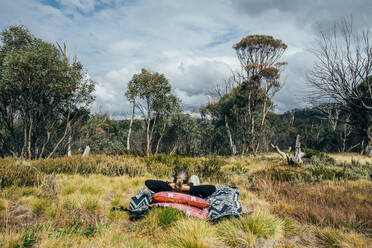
[167,219,219,248]
[0,153,371,247]
[217,209,284,247]
[252,179,372,234]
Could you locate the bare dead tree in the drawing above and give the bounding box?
[307,19,372,154]
[272,134,304,165]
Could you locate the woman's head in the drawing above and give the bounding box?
[173,168,189,191]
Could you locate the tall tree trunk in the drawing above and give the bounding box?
[27,115,32,160]
[155,120,167,155]
[224,115,236,155]
[39,131,50,159]
[256,98,268,153]
[67,126,72,157]
[21,125,27,159]
[146,117,151,157]
[127,101,135,150]
[249,115,255,154]
[47,105,71,159]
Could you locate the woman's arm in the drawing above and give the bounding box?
[189,185,216,198]
[145,179,172,193]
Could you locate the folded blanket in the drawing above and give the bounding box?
[129,184,242,221]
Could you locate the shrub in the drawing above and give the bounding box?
[303,148,326,159]
[144,154,199,178]
[305,158,372,181]
[197,156,224,182]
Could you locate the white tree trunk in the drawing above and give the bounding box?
[225,115,236,155]
[67,127,72,157]
[127,102,135,150]
[82,145,90,157]
[293,134,304,164]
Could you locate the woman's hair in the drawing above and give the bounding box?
[173,168,189,192]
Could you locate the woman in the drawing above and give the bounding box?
[145,168,216,198]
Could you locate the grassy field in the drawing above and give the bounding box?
[0,153,371,247]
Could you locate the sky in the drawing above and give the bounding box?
[0,0,371,119]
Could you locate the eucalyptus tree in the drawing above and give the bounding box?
[202,35,287,155]
[0,25,95,158]
[233,35,287,154]
[125,68,176,156]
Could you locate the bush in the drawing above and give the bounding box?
[197,156,224,182]
[305,158,372,181]
[303,148,326,159]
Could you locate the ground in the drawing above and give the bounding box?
[0,153,371,247]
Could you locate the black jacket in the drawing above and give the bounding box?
[145,179,216,198]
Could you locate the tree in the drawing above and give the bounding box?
[153,95,181,154]
[307,19,372,155]
[233,35,287,154]
[0,25,95,158]
[162,112,201,155]
[125,68,174,156]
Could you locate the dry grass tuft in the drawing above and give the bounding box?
[167,218,219,248]
[217,209,284,247]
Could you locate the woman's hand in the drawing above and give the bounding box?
[169,183,176,190]
[181,184,190,191]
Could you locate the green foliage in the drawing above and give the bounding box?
[197,156,224,182]
[16,233,38,248]
[125,68,178,156]
[304,148,326,159]
[0,25,95,159]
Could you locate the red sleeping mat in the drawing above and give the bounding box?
[149,202,209,220]
[152,191,210,209]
